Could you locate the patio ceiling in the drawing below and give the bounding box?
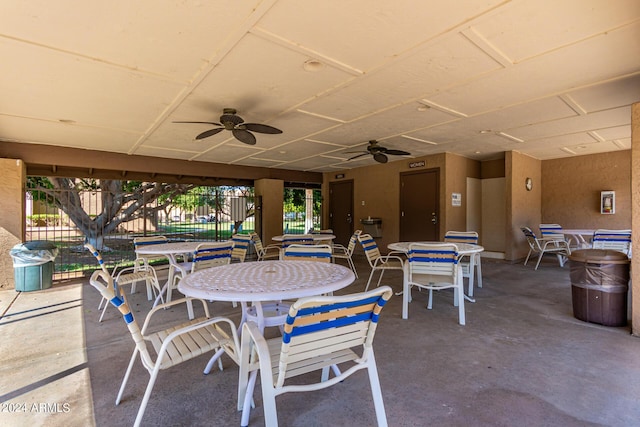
[1,0,639,174]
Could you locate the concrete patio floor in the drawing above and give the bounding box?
[1,254,639,427]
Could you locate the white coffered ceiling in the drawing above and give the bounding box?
[1,0,639,172]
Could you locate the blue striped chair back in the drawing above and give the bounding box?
[592,229,631,255]
[282,244,332,262]
[358,233,382,264]
[133,236,169,265]
[231,234,252,262]
[281,234,314,248]
[278,286,392,385]
[192,242,232,271]
[407,243,459,277]
[539,224,564,240]
[133,235,168,249]
[444,231,478,244]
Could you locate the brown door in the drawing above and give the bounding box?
[400,169,439,241]
[329,180,354,246]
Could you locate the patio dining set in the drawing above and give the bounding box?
[84,228,492,426]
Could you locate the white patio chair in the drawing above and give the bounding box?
[171,241,233,312]
[87,258,240,427]
[402,242,466,325]
[133,235,169,268]
[444,230,482,297]
[332,230,361,278]
[280,243,332,262]
[281,234,314,248]
[358,233,404,291]
[238,286,393,427]
[250,233,280,261]
[309,228,335,245]
[521,226,571,270]
[231,233,253,262]
[244,244,334,331]
[86,244,162,322]
[592,229,632,257]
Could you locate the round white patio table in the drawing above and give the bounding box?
[135,241,205,305]
[560,229,595,249]
[387,242,484,302]
[178,260,355,331]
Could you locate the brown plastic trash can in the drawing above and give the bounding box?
[569,249,630,326]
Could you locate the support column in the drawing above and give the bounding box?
[0,158,26,289]
[254,179,283,244]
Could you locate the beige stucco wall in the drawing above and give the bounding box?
[0,158,26,289]
[542,151,631,229]
[323,153,447,250]
[445,154,481,233]
[322,152,486,250]
[504,151,541,260]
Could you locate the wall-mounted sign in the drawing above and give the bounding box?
[335,173,345,179]
[451,193,462,207]
[409,160,425,168]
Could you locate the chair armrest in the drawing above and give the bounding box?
[332,244,348,255]
[140,297,211,334]
[373,255,404,267]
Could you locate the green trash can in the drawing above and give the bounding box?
[10,241,58,292]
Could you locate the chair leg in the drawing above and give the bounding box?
[348,257,358,278]
[476,255,483,288]
[402,273,410,319]
[366,353,389,427]
[98,297,109,322]
[116,348,139,405]
[458,287,466,326]
[524,249,533,266]
[427,289,433,310]
[534,252,544,270]
[133,366,161,427]
[240,370,258,427]
[203,348,225,375]
[364,269,376,292]
[375,269,385,289]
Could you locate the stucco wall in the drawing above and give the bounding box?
[323,153,448,250]
[542,151,631,229]
[506,151,541,261]
[445,154,481,233]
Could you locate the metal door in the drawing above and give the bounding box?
[329,180,354,246]
[400,169,439,241]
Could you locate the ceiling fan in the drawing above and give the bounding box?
[174,108,282,145]
[346,140,411,163]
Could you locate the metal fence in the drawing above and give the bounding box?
[25,182,321,282]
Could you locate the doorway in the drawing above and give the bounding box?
[400,169,439,241]
[329,180,354,246]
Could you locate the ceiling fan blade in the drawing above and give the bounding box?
[243,123,283,134]
[373,153,388,163]
[232,129,257,145]
[385,149,411,156]
[347,153,369,161]
[173,121,222,126]
[195,128,225,140]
